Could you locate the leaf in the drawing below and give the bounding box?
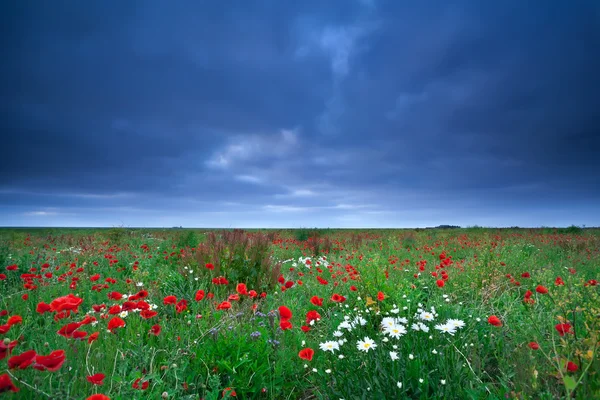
[563,376,577,391]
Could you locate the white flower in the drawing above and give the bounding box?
[390,308,400,314]
[320,341,340,353]
[392,345,398,349]
[338,321,352,330]
[382,337,389,342]
[338,354,345,359]
[441,379,446,385]
[397,382,402,389]
[357,337,377,352]
[419,311,435,322]
[136,282,144,287]
[419,378,424,383]
[435,323,457,335]
[447,319,465,329]
[384,324,407,339]
[333,330,343,337]
[432,349,438,354]
[325,369,332,374]
[119,311,129,318]
[389,351,399,361]
[312,368,317,372]
[408,354,414,360]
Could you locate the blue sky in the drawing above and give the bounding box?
[1,1,599,228]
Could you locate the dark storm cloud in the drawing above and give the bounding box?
[1,0,599,227]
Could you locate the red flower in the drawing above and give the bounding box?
[298,348,314,361]
[7,315,22,327]
[8,350,37,369]
[278,306,292,321]
[350,285,357,291]
[87,395,110,400]
[331,293,346,303]
[566,361,578,372]
[436,279,445,288]
[176,299,188,313]
[87,373,105,385]
[0,373,19,393]
[528,342,540,350]
[140,310,158,319]
[301,325,311,332]
[228,294,240,302]
[0,340,18,360]
[57,322,82,338]
[0,274,6,280]
[555,323,573,336]
[216,301,231,310]
[132,378,150,390]
[205,263,215,270]
[163,295,177,305]
[33,350,66,372]
[555,276,565,286]
[107,292,123,301]
[6,265,18,271]
[88,332,100,344]
[195,290,205,301]
[521,272,530,278]
[236,283,248,295]
[584,279,598,287]
[488,315,503,327]
[310,296,323,306]
[107,317,126,332]
[280,320,293,330]
[305,310,321,324]
[50,294,83,312]
[149,324,161,336]
[0,324,10,334]
[90,274,101,282]
[535,285,548,294]
[377,291,385,301]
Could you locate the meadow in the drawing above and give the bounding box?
[0,227,598,399]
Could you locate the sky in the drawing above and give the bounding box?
[1,1,599,228]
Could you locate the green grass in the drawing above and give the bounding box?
[0,228,599,399]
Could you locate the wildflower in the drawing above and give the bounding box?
[0,373,19,392]
[408,354,414,360]
[435,323,457,335]
[319,341,340,353]
[357,337,377,352]
[298,348,314,361]
[441,379,446,385]
[419,311,435,322]
[87,373,105,385]
[389,351,399,361]
[566,361,578,372]
[446,319,465,329]
[397,382,402,389]
[487,315,502,327]
[555,323,573,336]
[528,342,540,350]
[384,324,407,339]
[535,285,548,294]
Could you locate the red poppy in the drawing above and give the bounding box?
[280,320,293,330]
[107,292,123,301]
[205,262,215,270]
[535,285,548,294]
[8,350,37,369]
[278,306,292,320]
[305,310,321,324]
[236,283,248,295]
[228,294,240,302]
[108,305,121,315]
[88,332,99,344]
[132,378,150,390]
[555,323,573,336]
[566,361,578,372]
[331,293,346,303]
[488,315,502,327]
[195,290,205,301]
[176,299,188,313]
[0,324,10,335]
[149,324,161,336]
[377,291,385,301]
[554,276,564,286]
[33,350,66,372]
[521,272,530,278]
[0,340,18,360]
[6,315,22,327]
[107,317,126,332]
[87,373,105,385]
[301,325,311,332]
[528,342,540,350]
[87,395,110,400]
[350,285,357,291]
[57,322,82,338]
[216,301,231,310]
[0,373,19,393]
[163,295,177,305]
[90,274,101,282]
[0,274,6,280]
[298,348,315,361]
[50,294,83,312]
[72,331,88,340]
[310,296,323,306]
[436,279,445,288]
[140,310,158,319]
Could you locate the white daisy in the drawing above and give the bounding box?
[357,337,377,352]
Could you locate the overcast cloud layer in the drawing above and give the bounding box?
[1,1,599,228]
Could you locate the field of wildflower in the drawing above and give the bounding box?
[0,227,598,399]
